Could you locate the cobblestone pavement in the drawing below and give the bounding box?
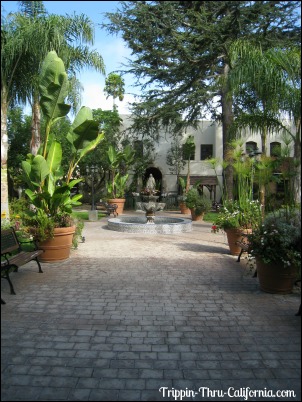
[1,211,301,401]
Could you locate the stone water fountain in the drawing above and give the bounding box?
[107,176,192,234]
[135,193,166,224]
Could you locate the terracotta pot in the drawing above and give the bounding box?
[108,198,126,215]
[256,258,297,294]
[224,228,244,255]
[179,202,191,215]
[38,226,75,263]
[190,209,205,221]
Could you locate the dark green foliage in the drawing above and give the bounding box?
[104,73,125,106]
[7,107,31,171]
[103,1,300,136]
[185,188,212,215]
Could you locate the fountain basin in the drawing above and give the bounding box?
[108,216,192,234]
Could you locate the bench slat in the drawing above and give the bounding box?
[5,250,44,267]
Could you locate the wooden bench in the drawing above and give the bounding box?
[96,201,118,217]
[1,227,44,304]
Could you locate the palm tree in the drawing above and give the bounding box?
[1,13,34,218]
[228,40,301,208]
[1,1,106,218]
[270,47,301,203]
[14,2,106,155]
[104,72,125,109]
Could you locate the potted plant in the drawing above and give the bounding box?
[247,208,301,294]
[212,200,262,255]
[178,177,190,214]
[106,144,135,214]
[185,188,212,221]
[20,51,104,262]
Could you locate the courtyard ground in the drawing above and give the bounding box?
[1,211,301,401]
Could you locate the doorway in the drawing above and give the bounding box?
[144,167,162,193]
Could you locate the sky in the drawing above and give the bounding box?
[1,1,136,115]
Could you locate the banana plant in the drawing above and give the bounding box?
[106,144,135,198]
[21,51,104,222]
[112,172,129,198]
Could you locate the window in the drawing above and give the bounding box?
[134,140,143,158]
[246,141,257,154]
[200,144,213,160]
[270,142,281,157]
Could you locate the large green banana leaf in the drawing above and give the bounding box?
[46,141,62,195]
[66,106,100,151]
[77,134,104,162]
[107,145,119,167]
[22,155,50,189]
[39,51,71,124]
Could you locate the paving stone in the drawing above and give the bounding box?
[1,213,301,401]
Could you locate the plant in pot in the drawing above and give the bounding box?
[21,51,104,262]
[247,207,301,294]
[185,188,212,221]
[211,142,263,254]
[211,200,262,255]
[106,144,135,214]
[178,177,190,214]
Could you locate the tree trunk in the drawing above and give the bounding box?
[221,63,234,201]
[259,127,267,217]
[293,125,301,204]
[185,159,190,193]
[1,86,10,219]
[30,98,41,155]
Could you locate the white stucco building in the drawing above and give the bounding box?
[120,114,294,203]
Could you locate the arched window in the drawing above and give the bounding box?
[134,140,143,158]
[270,142,281,157]
[246,141,257,154]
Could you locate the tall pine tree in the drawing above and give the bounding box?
[103,1,300,199]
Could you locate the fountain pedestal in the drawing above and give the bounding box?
[146,212,155,224]
[135,194,165,224]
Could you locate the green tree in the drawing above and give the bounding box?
[182,135,196,193]
[1,1,105,218]
[228,41,301,206]
[104,72,125,109]
[103,1,300,200]
[6,107,31,197]
[1,11,33,217]
[14,1,106,155]
[7,107,31,172]
[166,135,186,188]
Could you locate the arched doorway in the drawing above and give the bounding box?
[144,167,162,193]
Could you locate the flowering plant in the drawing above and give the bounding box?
[212,200,262,232]
[247,208,301,269]
[141,187,159,196]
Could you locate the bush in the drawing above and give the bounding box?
[248,207,301,269]
[185,188,212,215]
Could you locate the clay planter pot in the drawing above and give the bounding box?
[256,258,297,294]
[190,209,205,221]
[179,202,191,215]
[38,226,75,263]
[108,198,126,215]
[224,228,244,256]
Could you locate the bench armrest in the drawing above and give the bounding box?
[1,252,12,265]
